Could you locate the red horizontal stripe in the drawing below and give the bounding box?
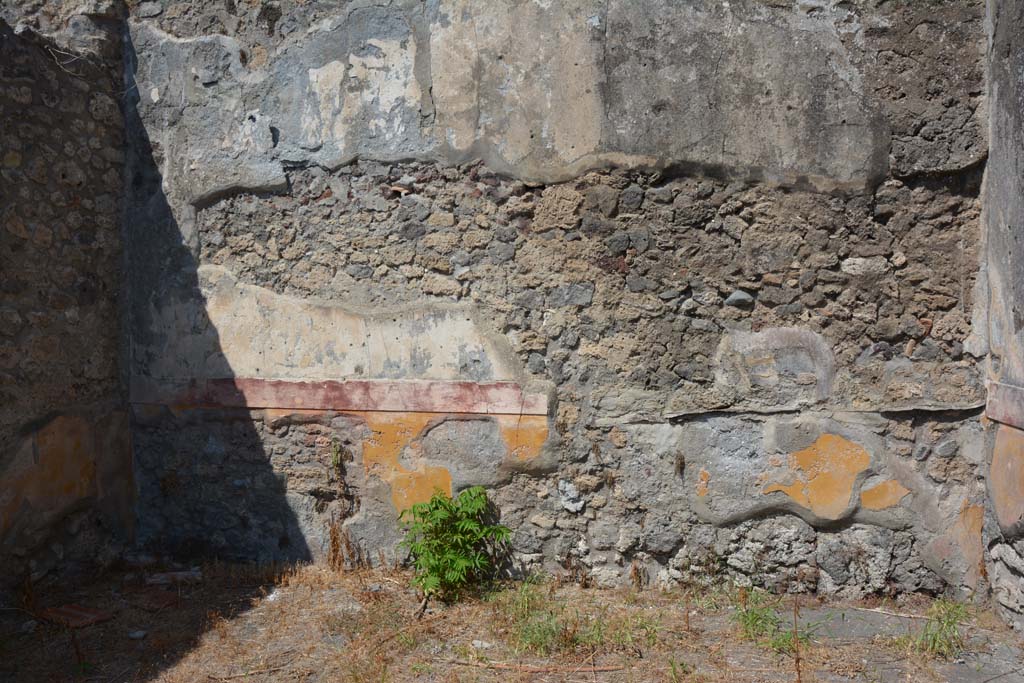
[129,377,549,416]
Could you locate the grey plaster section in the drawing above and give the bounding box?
[414,418,513,490]
[673,415,890,528]
[593,326,985,424]
[985,0,1024,630]
[600,0,888,191]
[125,0,904,195]
[985,0,1024,390]
[711,327,836,412]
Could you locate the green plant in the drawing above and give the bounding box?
[410,662,433,675]
[768,628,811,654]
[667,657,693,682]
[517,610,563,654]
[400,486,510,601]
[489,573,546,618]
[730,590,824,657]
[913,599,967,659]
[330,440,343,470]
[731,589,782,641]
[688,582,735,611]
[611,612,661,649]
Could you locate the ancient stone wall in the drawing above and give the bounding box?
[0,10,132,586]
[3,0,1015,607]
[116,0,994,600]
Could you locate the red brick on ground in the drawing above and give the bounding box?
[39,604,114,629]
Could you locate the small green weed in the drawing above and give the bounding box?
[687,580,739,611]
[730,589,820,655]
[667,657,692,682]
[667,657,711,683]
[731,589,782,641]
[768,628,812,654]
[610,612,662,649]
[574,610,609,649]
[489,574,547,619]
[516,611,563,654]
[330,440,343,470]
[512,608,609,655]
[913,599,968,659]
[400,486,510,601]
[410,662,433,675]
[490,577,662,657]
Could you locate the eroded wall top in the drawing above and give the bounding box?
[124,0,984,205]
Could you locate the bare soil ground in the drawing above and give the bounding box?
[2,563,1023,683]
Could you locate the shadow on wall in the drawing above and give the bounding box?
[121,33,312,566]
[0,20,132,594]
[0,22,301,683]
[0,32,315,682]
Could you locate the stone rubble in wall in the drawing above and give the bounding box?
[132,159,994,598]
[197,160,985,412]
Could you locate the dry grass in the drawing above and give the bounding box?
[2,563,1019,683]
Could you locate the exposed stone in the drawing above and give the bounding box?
[529,514,556,530]
[547,283,595,308]
[0,19,129,586]
[137,2,162,18]
[724,290,754,308]
[558,480,585,513]
[841,257,891,278]
[718,517,817,592]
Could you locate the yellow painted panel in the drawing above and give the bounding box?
[763,434,870,520]
[494,414,549,462]
[860,479,911,510]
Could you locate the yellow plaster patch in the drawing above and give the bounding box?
[763,434,870,520]
[494,414,549,462]
[928,502,986,592]
[860,479,910,510]
[991,424,1024,531]
[696,469,711,497]
[208,405,550,514]
[349,411,447,513]
[350,411,549,513]
[953,503,985,590]
[1,416,96,537]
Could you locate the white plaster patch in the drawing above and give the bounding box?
[144,266,519,382]
[300,38,419,153]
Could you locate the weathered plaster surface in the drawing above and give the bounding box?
[1,414,132,544]
[985,0,1024,389]
[132,375,553,532]
[138,265,527,382]
[983,0,1024,628]
[763,434,872,522]
[124,0,982,202]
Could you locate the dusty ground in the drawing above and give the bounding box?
[2,563,1023,683]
